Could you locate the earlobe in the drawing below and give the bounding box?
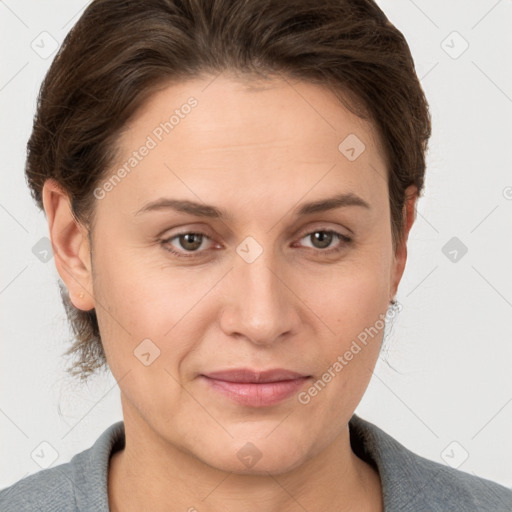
[389,185,418,301]
[42,179,95,311]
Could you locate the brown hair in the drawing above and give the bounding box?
[26,0,431,381]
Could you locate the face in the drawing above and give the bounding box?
[58,74,413,474]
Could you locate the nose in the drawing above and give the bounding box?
[218,245,299,347]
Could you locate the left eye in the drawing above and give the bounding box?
[298,230,352,253]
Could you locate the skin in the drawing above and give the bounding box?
[43,73,417,512]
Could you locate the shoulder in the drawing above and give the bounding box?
[0,421,125,512]
[349,414,512,512]
[0,460,78,512]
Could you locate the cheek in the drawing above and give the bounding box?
[93,244,192,331]
[313,271,387,384]
[300,246,392,334]
[295,246,392,394]
[294,267,389,432]
[91,244,223,384]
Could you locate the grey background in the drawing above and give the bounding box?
[1,0,511,489]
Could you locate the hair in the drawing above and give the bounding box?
[25,0,431,381]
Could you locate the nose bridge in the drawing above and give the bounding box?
[219,237,295,345]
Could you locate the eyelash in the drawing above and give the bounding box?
[160,229,352,259]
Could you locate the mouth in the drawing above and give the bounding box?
[199,368,312,407]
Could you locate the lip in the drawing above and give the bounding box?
[203,368,308,383]
[200,368,312,407]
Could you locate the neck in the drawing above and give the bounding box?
[108,404,382,512]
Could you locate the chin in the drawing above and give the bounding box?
[197,437,312,476]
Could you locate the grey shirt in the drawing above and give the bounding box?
[1,414,511,511]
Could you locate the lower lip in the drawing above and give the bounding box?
[200,376,311,407]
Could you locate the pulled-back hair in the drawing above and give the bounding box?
[25,0,431,381]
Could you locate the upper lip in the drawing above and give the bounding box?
[201,368,310,383]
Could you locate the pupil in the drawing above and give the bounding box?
[182,233,202,250]
[313,231,332,249]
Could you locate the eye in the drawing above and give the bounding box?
[161,231,215,258]
[296,229,352,255]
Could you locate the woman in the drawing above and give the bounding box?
[1,0,510,510]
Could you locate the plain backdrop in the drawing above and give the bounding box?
[1,0,511,491]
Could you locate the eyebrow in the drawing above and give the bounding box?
[134,192,370,220]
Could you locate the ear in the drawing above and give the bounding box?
[389,184,418,301]
[42,179,95,311]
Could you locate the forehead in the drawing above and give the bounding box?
[123,73,382,152]
[100,74,388,218]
